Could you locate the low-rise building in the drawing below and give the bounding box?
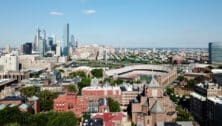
[53,91,88,118]
[120,84,140,110]
[91,112,131,126]
[40,85,63,93]
[82,86,121,103]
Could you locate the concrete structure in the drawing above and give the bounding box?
[209,42,222,64]
[0,72,29,82]
[131,76,176,126]
[40,85,63,93]
[0,55,19,72]
[53,90,88,118]
[105,65,177,86]
[0,79,17,90]
[18,55,55,71]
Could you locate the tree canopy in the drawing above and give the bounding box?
[37,90,58,111]
[21,86,37,97]
[77,77,91,94]
[0,107,79,126]
[64,85,78,93]
[69,71,87,78]
[91,69,103,78]
[107,97,121,112]
[176,105,194,121]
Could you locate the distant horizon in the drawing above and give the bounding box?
[0,0,221,48]
[1,43,209,49]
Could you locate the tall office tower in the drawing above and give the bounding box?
[56,43,61,56]
[33,35,37,51]
[42,30,46,40]
[62,23,69,56]
[38,39,46,57]
[75,40,79,48]
[35,28,41,51]
[48,37,54,50]
[209,42,222,64]
[70,34,75,48]
[22,42,32,54]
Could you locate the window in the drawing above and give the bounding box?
[68,104,73,109]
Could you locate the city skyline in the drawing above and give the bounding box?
[0,0,222,48]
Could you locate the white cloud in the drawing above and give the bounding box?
[49,11,64,16]
[82,9,96,15]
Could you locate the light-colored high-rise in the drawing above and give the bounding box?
[62,23,69,56]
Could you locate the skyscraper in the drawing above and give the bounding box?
[22,42,32,54]
[62,23,69,56]
[48,37,53,50]
[70,34,75,48]
[33,28,47,57]
[209,42,222,64]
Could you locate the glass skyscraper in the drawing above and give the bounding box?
[62,23,69,56]
[209,42,222,64]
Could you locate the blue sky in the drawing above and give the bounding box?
[0,0,222,48]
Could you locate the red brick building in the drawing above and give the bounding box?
[82,86,121,103]
[131,76,176,126]
[53,91,88,118]
[92,112,129,126]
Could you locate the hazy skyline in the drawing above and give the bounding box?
[0,0,222,48]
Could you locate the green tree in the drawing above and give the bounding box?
[69,71,86,78]
[64,85,78,93]
[47,112,78,126]
[0,107,22,125]
[5,123,20,126]
[107,97,121,112]
[176,105,194,121]
[166,86,174,95]
[83,113,91,119]
[20,86,37,97]
[58,69,65,73]
[37,90,58,111]
[104,78,111,83]
[77,77,91,94]
[0,108,79,126]
[91,69,103,78]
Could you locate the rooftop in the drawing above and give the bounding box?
[150,100,165,113]
[207,96,222,104]
[190,92,206,101]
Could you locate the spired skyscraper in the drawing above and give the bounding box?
[33,28,46,57]
[62,23,69,56]
[209,42,222,64]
